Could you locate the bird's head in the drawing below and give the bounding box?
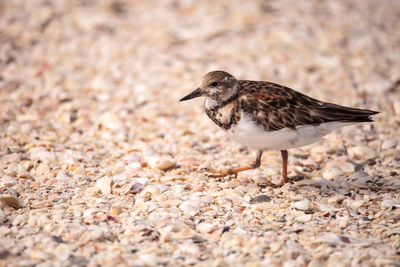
[180,71,239,102]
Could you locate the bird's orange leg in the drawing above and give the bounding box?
[208,150,263,178]
[280,150,289,185]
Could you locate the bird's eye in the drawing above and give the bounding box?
[210,82,219,87]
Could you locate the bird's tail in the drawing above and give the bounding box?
[315,103,380,123]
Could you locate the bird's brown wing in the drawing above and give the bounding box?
[238,80,379,131]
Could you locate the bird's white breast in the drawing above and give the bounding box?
[226,112,350,150]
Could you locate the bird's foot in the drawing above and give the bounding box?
[206,168,237,178]
[205,165,257,178]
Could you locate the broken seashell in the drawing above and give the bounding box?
[292,199,310,211]
[146,156,176,170]
[250,195,272,203]
[110,206,123,216]
[95,176,112,195]
[0,196,22,209]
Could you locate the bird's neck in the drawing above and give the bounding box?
[204,84,240,111]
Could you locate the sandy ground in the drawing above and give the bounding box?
[1,0,400,266]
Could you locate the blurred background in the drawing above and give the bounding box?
[1,0,399,144]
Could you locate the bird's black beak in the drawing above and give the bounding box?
[179,88,204,101]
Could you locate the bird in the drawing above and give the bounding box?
[180,70,379,187]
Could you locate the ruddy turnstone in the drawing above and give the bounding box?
[180,71,379,186]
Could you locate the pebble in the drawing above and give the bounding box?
[394,101,400,115]
[96,176,113,195]
[319,204,336,212]
[220,233,244,249]
[0,175,18,186]
[339,162,355,173]
[1,153,19,164]
[350,200,365,209]
[381,140,397,150]
[146,156,176,170]
[316,233,368,246]
[296,214,312,222]
[292,199,310,211]
[54,244,71,261]
[130,183,144,194]
[323,168,345,180]
[179,201,199,216]
[98,112,125,132]
[250,195,272,203]
[139,254,158,266]
[12,214,26,226]
[35,163,50,177]
[347,146,378,160]
[179,243,200,254]
[381,199,399,208]
[56,172,70,183]
[110,206,123,216]
[85,187,100,197]
[196,223,215,234]
[269,242,281,252]
[29,147,55,163]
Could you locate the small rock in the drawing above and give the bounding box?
[29,147,55,163]
[250,195,272,203]
[381,140,397,150]
[323,168,345,180]
[54,244,71,261]
[269,242,281,252]
[98,112,125,131]
[220,232,244,249]
[86,186,100,197]
[12,214,26,226]
[0,175,17,187]
[0,153,19,164]
[381,199,400,208]
[132,177,149,184]
[30,251,49,261]
[139,253,157,266]
[179,201,199,216]
[110,206,123,216]
[339,162,355,173]
[292,199,310,211]
[308,259,324,267]
[337,215,348,228]
[35,163,50,177]
[347,146,378,160]
[146,156,176,170]
[319,204,336,212]
[96,176,112,195]
[56,172,70,182]
[296,214,312,222]
[348,200,364,209]
[179,243,200,254]
[197,223,215,234]
[394,101,400,115]
[131,183,144,193]
[0,249,9,260]
[316,233,368,246]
